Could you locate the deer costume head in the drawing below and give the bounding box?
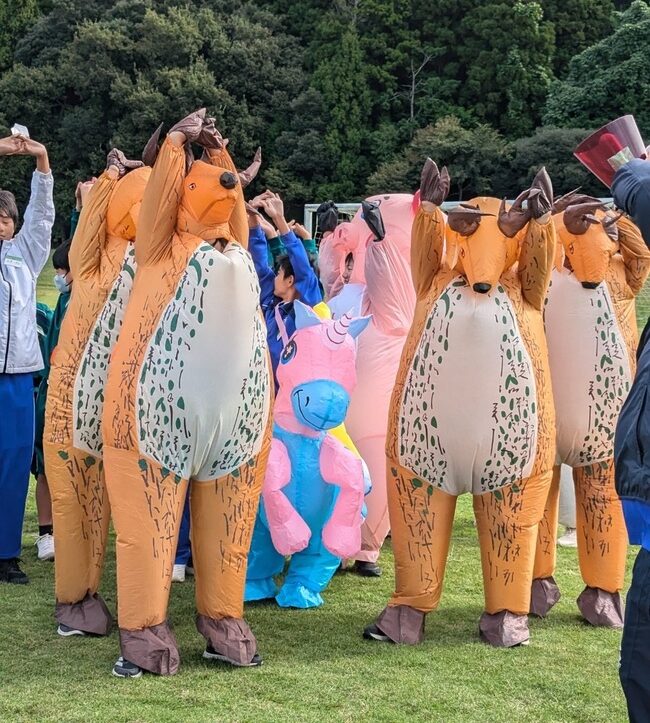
[423,163,553,295]
[105,167,152,240]
[275,301,370,433]
[552,192,621,288]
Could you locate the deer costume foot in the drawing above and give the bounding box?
[55,592,113,636]
[119,621,180,675]
[479,611,530,648]
[197,615,260,667]
[577,587,624,629]
[529,576,561,618]
[364,605,425,645]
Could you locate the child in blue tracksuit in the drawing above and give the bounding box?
[613,157,650,722]
[0,133,54,585]
[246,191,322,387]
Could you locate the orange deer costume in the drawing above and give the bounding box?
[532,196,650,627]
[44,150,150,636]
[102,110,272,676]
[365,161,556,648]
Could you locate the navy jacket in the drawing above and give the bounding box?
[248,226,322,387]
[613,159,650,548]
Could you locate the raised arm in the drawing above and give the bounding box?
[247,211,276,308]
[260,191,322,306]
[617,215,650,295]
[411,159,449,298]
[1,135,54,276]
[68,169,118,278]
[500,167,555,311]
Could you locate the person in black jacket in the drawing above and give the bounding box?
[613,156,650,722]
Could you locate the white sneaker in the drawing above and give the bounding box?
[558,528,578,548]
[172,564,186,583]
[36,533,55,561]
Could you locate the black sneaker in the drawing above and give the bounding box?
[363,623,391,642]
[57,624,86,637]
[112,657,142,678]
[353,561,382,578]
[203,644,262,667]
[0,558,29,584]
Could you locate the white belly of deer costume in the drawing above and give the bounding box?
[136,242,270,481]
[398,277,538,495]
[545,268,632,467]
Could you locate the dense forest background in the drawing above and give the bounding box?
[0,0,648,237]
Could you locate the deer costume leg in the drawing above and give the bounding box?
[574,459,626,628]
[46,447,112,634]
[530,464,562,617]
[371,461,457,644]
[191,437,270,666]
[474,469,551,647]
[103,449,187,675]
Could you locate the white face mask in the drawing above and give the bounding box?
[54,274,71,294]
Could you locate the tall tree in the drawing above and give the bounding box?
[541,0,615,76]
[310,2,371,198]
[544,1,650,136]
[0,0,40,71]
[366,116,509,200]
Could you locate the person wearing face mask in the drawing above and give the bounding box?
[0,133,54,585]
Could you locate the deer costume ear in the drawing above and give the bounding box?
[142,123,164,167]
[294,301,322,330]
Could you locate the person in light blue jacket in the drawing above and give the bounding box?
[0,133,54,585]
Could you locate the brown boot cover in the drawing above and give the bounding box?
[479,610,530,647]
[375,605,426,645]
[529,576,561,618]
[119,621,180,675]
[196,615,258,665]
[577,587,624,629]
[55,592,113,636]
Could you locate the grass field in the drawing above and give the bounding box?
[0,259,639,722]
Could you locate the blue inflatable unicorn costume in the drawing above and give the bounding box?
[245,302,370,607]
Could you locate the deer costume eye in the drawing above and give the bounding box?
[281,340,297,364]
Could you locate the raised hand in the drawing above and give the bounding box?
[497,190,531,238]
[106,148,145,178]
[169,108,223,149]
[419,158,450,207]
[288,220,309,240]
[528,167,553,219]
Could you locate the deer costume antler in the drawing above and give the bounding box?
[563,200,608,235]
[238,147,262,188]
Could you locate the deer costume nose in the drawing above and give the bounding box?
[581,281,600,289]
[473,282,492,294]
[219,171,237,189]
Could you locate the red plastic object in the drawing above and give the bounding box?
[574,115,646,188]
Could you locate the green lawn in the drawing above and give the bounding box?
[0,493,633,723]
[0,258,636,722]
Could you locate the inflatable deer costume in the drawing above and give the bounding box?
[533,195,650,627]
[45,149,150,636]
[365,161,556,648]
[102,110,272,676]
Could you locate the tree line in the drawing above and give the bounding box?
[0,0,648,237]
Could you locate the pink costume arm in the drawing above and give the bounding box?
[320,435,365,558]
[365,238,415,335]
[262,437,311,555]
